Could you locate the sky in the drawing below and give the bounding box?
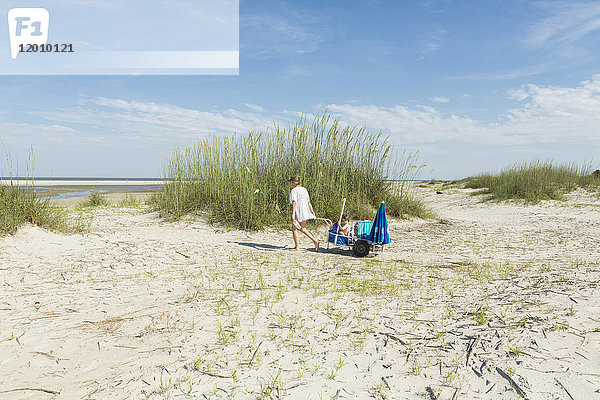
[1,0,600,179]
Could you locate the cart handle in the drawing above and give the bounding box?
[314,217,333,250]
[314,217,332,227]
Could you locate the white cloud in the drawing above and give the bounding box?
[0,122,78,145]
[430,96,449,103]
[455,63,559,81]
[326,75,600,146]
[242,12,326,58]
[419,41,440,59]
[527,2,600,48]
[28,98,296,147]
[243,103,265,112]
[413,28,447,60]
[14,75,600,153]
[325,103,483,143]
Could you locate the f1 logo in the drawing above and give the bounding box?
[7,8,49,59]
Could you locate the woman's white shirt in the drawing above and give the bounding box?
[290,186,316,223]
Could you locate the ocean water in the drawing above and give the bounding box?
[3,178,164,200]
[35,185,162,199]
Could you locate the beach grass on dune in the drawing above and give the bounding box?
[0,179,75,236]
[79,192,109,208]
[1,147,88,235]
[151,114,432,229]
[464,161,600,203]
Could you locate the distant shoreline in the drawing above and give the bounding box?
[0,178,164,201]
[1,179,164,187]
[1,178,430,186]
[1,178,434,201]
[0,177,162,181]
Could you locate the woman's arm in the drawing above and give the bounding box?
[308,200,315,215]
[291,200,297,220]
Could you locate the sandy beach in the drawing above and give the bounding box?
[1,184,599,399]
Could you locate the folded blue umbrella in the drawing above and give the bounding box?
[368,201,391,245]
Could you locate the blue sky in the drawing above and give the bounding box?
[1,0,600,178]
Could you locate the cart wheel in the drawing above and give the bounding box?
[353,240,370,257]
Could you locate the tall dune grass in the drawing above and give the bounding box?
[151,114,431,229]
[0,179,64,235]
[1,148,83,235]
[464,161,600,203]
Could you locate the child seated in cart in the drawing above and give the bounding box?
[331,214,351,236]
[339,214,351,235]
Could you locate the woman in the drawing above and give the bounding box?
[288,175,319,252]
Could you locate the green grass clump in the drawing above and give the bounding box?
[0,179,79,236]
[1,147,82,236]
[79,192,109,208]
[117,194,140,207]
[384,186,436,219]
[151,114,431,229]
[464,161,600,203]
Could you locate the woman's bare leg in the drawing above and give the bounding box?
[299,221,319,252]
[290,220,300,250]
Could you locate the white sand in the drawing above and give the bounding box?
[1,185,599,399]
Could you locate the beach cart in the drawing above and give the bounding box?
[317,198,391,257]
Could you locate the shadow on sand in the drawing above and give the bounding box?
[228,241,287,251]
[229,240,352,256]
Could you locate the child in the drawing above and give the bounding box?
[339,214,350,235]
